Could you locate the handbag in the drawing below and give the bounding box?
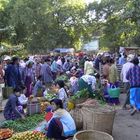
[108,85,120,98]
[2,87,13,99]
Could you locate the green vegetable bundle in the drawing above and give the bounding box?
[0,114,44,133]
[56,75,68,82]
[70,89,89,101]
[44,93,56,101]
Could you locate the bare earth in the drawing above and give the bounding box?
[0,94,140,140]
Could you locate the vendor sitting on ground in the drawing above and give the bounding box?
[4,87,25,120]
[47,99,76,140]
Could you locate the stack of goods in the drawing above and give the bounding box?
[0,129,13,140]
[9,131,47,140]
[76,99,99,108]
[0,114,44,133]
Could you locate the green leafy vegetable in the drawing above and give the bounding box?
[0,114,44,133]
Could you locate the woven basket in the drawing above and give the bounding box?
[70,107,83,130]
[27,102,41,115]
[82,106,116,135]
[73,130,113,140]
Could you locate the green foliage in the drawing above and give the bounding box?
[0,0,90,53]
[71,89,89,101]
[88,0,140,49]
[1,0,140,52]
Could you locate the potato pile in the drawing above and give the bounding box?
[9,131,47,140]
[40,102,50,113]
[0,128,13,140]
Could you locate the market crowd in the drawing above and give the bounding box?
[0,52,140,139]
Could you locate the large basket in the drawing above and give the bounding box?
[70,107,83,130]
[27,102,41,115]
[82,106,116,134]
[73,130,113,140]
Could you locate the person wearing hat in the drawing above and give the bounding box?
[23,61,34,97]
[5,57,22,89]
[121,54,134,109]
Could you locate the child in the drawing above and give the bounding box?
[18,86,28,107]
[56,80,68,109]
[32,75,45,97]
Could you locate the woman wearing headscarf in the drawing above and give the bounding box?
[23,61,34,97]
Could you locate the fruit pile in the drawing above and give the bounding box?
[40,102,50,113]
[0,128,13,140]
[9,131,47,140]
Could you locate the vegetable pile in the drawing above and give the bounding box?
[0,114,44,133]
[44,93,56,101]
[0,128,13,140]
[70,89,89,101]
[9,131,47,140]
[56,75,68,82]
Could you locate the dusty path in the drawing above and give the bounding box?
[0,94,140,140]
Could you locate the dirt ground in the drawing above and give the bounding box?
[0,94,140,140]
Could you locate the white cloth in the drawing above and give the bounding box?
[58,88,68,102]
[70,77,78,86]
[56,59,62,66]
[18,94,28,105]
[120,62,134,83]
[81,75,96,90]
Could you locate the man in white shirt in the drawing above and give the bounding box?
[120,54,134,109]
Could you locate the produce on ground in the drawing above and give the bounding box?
[44,93,56,101]
[9,131,47,140]
[56,75,68,82]
[0,114,44,133]
[40,102,50,113]
[0,128,13,140]
[70,89,89,101]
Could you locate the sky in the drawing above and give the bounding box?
[85,0,101,4]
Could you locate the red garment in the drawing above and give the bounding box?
[45,112,53,122]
